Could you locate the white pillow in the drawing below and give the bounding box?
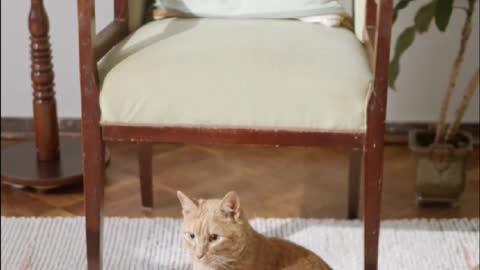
[152,0,346,18]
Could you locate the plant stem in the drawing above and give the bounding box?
[434,9,474,143]
[445,68,480,141]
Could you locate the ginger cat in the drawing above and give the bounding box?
[177,191,333,270]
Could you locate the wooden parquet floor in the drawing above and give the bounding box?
[1,140,479,219]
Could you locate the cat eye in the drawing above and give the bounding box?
[188,233,195,240]
[209,234,219,242]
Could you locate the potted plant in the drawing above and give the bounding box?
[390,0,479,206]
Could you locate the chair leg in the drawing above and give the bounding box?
[363,139,385,270]
[138,143,153,209]
[83,128,106,270]
[347,149,362,219]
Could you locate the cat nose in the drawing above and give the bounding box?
[196,252,206,260]
[195,247,207,260]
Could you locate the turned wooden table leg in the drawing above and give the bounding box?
[30,0,60,161]
[1,0,84,189]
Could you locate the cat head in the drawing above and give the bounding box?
[177,191,250,267]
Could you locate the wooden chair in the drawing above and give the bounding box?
[77,0,393,269]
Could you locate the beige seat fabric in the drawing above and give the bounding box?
[99,18,372,131]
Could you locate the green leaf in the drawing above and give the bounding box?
[435,0,453,31]
[414,1,436,33]
[389,59,400,89]
[393,0,415,23]
[389,27,416,88]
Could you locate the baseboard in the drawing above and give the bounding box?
[1,117,81,139]
[2,117,479,145]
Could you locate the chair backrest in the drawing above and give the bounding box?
[128,0,369,41]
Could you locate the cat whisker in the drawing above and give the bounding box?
[211,255,236,270]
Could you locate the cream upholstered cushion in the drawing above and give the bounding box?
[99,18,372,131]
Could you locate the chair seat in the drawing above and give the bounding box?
[99,18,372,132]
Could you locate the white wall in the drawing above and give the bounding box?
[1,0,112,118]
[388,0,479,123]
[1,0,479,123]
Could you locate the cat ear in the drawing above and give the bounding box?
[220,191,241,221]
[177,191,198,217]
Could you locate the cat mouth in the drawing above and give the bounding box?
[196,257,221,267]
[194,256,209,264]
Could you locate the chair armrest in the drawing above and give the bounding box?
[94,20,129,62]
[370,0,393,91]
[364,0,393,130]
[78,0,130,74]
[360,0,393,87]
[78,0,102,127]
[77,0,131,127]
[78,0,98,85]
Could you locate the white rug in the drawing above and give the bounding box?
[1,217,478,270]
